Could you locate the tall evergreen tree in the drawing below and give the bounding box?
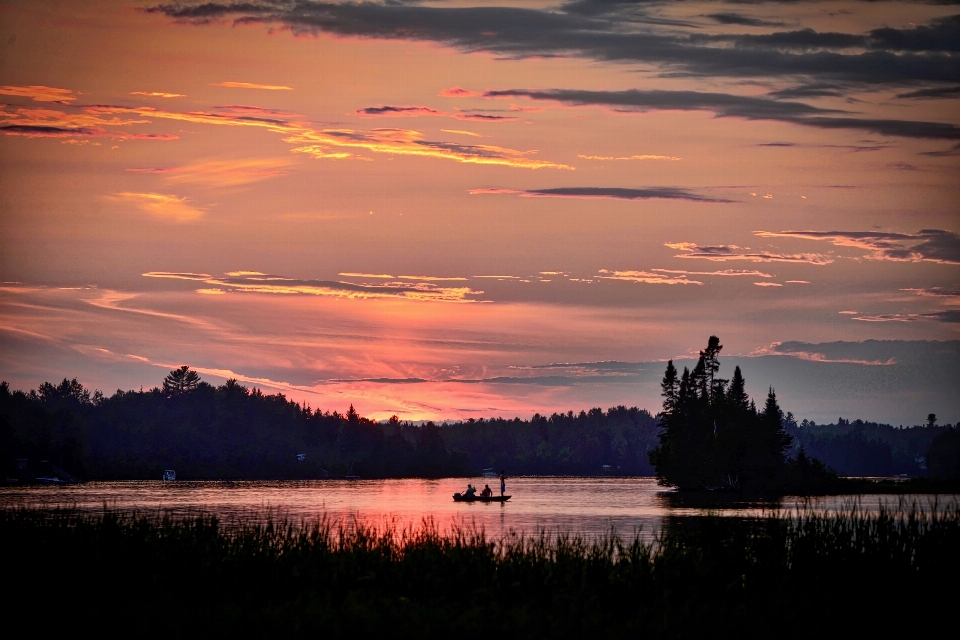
[162,366,201,397]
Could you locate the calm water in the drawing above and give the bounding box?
[1,477,955,540]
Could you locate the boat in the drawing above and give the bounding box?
[453,493,511,502]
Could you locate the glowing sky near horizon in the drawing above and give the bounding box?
[0,0,958,424]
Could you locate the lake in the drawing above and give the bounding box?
[2,477,955,540]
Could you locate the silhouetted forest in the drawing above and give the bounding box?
[0,374,467,481]
[648,336,956,491]
[1,357,955,482]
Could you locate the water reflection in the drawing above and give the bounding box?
[1,477,955,541]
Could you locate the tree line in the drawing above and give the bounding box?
[2,342,957,485]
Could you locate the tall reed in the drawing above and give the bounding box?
[2,503,957,637]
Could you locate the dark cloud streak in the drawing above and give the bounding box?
[485,88,960,140]
[147,2,960,86]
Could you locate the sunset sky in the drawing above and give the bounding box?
[1,0,958,425]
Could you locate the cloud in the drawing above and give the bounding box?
[896,84,960,100]
[339,272,395,279]
[355,104,516,122]
[0,85,76,103]
[484,88,960,141]
[755,229,960,265]
[666,242,832,264]
[439,87,482,98]
[146,3,960,87]
[211,81,293,90]
[111,192,205,221]
[752,342,896,366]
[18,103,570,169]
[578,154,681,161]
[470,186,731,203]
[145,271,484,303]
[597,269,702,285]
[440,129,482,137]
[650,268,773,278]
[130,91,185,98]
[852,312,960,323]
[0,105,179,141]
[704,13,785,28]
[902,287,960,300]
[127,157,295,187]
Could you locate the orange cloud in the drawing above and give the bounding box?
[755,230,960,265]
[651,268,773,278]
[0,105,178,140]
[146,271,484,303]
[666,242,832,265]
[578,154,681,161]
[130,91,185,98]
[0,85,76,103]
[3,99,569,169]
[441,129,483,137]
[211,81,293,91]
[597,269,702,285]
[111,192,205,221]
[127,157,294,187]
[439,87,481,98]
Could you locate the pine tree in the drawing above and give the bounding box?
[162,366,201,397]
[660,360,679,415]
[728,366,749,412]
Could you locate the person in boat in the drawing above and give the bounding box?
[499,471,506,497]
[464,484,477,498]
[481,484,492,498]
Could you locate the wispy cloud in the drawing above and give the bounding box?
[441,129,482,137]
[17,102,571,169]
[127,157,294,187]
[902,287,960,302]
[851,311,960,323]
[651,268,773,278]
[578,154,681,161]
[485,88,960,141]
[0,105,178,141]
[211,81,293,91]
[439,87,482,98]
[0,85,76,103]
[666,242,832,264]
[148,4,960,90]
[130,91,185,98]
[355,105,516,122]
[751,342,896,366]
[145,271,484,303]
[755,229,960,265]
[469,186,730,203]
[110,192,205,221]
[597,269,702,285]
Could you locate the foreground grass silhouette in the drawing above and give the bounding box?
[2,504,957,637]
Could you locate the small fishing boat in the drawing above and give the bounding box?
[452,493,511,503]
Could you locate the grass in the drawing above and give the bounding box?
[2,503,958,638]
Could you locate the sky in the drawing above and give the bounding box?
[0,0,958,425]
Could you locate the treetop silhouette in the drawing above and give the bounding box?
[162,366,201,397]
